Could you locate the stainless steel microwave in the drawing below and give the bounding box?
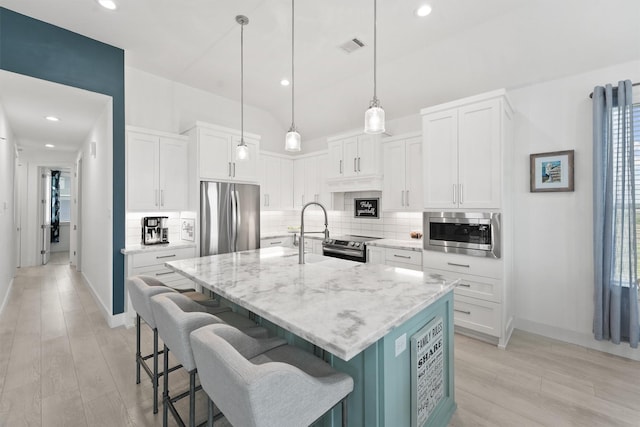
[423,211,501,258]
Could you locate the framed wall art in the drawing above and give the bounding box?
[530,150,574,192]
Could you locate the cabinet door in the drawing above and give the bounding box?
[159,137,188,210]
[304,156,320,203]
[383,140,406,210]
[127,132,159,210]
[280,158,294,209]
[198,128,232,180]
[457,99,501,208]
[232,137,259,183]
[367,247,385,264]
[327,141,344,178]
[423,109,458,209]
[293,158,305,209]
[356,134,379,175]
[342,136,359,177]
[259,154,280,209]
[404,136,423,210]
[315,154,331,208]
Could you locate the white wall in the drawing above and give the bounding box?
[0,103,17,311]
[80,101,114,319]
[510,60,640,360]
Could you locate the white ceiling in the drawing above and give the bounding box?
[0,0,639,144]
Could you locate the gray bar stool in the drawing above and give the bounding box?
[190,323,354,427]
[125,275,228,414]
[150,292,268,427]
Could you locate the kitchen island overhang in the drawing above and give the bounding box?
[166,247,458,427]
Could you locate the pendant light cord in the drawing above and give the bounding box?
[291,0,295,129]
[373,0,377,103]
[240,20,245,143]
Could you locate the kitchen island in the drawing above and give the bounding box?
[166,246,458,427]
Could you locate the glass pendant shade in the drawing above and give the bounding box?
[236,141,249,160]
[364,105,385,134]
[285,129,301,152]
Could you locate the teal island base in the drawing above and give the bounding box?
[226,290,456,427]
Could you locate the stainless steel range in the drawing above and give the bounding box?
[322,235,381,263]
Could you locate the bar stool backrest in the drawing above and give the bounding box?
[126,276,176,329]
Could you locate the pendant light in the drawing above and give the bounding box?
[364,0,385,134]
[285,0,301,151]
[236,15,250,160]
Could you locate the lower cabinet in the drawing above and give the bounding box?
[366,246,423,271]
[260,236,294,248]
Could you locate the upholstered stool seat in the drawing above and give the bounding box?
[125,275,227,414]
[190,323,354,427]
[150,292,268,427]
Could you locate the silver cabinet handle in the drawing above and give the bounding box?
[458,283,471,288]
[339,159,343,174]
[155,271,173,276]
[228,162,232,177]
[354,158,357,172]
[406,190,409,206]
[401,190,404,206]
[269,241,282,245]
[233,162,236,177]
[459,184,463,204]
[155,189,159,207]
[160,189,164,207]
[393,254,411,259]
[156,254,177,259]
[452,184,456,205]
[454,309,471,315]
[358,157,361,171]
[447,262,470,268]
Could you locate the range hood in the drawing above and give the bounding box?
[326,174,383,193]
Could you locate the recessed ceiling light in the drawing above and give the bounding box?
[97,0,117,10]
[45,144,55,148]
[415,4,432,17]
[280,79,290,86]
[45,116,60,122]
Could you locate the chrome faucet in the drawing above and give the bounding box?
[299,202,330,264]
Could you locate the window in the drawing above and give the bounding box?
[58,171,71,223]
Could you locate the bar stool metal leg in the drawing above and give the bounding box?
[153,328,159,414]
[189,371,197,427]
[207,398,214,427]
[163,344,169,427]
[342,397,348,427]
[136,314,141,384]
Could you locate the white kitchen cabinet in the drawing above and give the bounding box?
[259,153,293,210]
[260,236,293,248]
[382,133,422,211]
[326,131,383,192]
[183,122,260,184]
[293,153,331,209]
[422,90,512,209]
[366,246,422,271]
[126,128,189,211]
[367,246,386,265]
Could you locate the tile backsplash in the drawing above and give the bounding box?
[125,211,196,246]
[261,191,422,240]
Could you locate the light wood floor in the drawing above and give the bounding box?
[1,260,639,426]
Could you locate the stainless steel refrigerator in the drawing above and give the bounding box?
[200,181,260,256]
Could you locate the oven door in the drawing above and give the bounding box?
[423,212,501,258]
[322,246,367,263]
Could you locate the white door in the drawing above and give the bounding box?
[198,128,232,180]
[355,134,377,175]
[342,137,359,177]
[75,158,83,272]
[404,136,423,210]
[14,155,21,268]
[41,170,51,265]
[159,137,188,210]
[422,109,459,209]
[127,132,159,210]
[327,141,344,178]
[383,140,406,210]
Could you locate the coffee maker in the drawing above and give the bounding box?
[142,216,169,245]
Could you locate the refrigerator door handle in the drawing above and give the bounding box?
[230,189,237,252]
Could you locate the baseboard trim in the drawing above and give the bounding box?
[81,272,125,329]
[0,277,15,315]
[514,318,640,361]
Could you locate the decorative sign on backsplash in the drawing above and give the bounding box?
[181,218,195,242]
[354,198,379,218]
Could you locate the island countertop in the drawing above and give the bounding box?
[166,247,458,361]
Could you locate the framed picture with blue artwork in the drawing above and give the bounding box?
[530,150,574,192]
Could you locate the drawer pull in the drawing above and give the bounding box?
[447,262,470,268]
[458,283,471,287]
[454,309,471,315]
[156,254,177,259]
[269,241,282,245]
[155,271,173,276]
[393,254,411,259]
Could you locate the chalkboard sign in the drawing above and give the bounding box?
[354,198,379,218]
[411,316,445,427]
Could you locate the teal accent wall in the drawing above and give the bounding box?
[0,7,126,314]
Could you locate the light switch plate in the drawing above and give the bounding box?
[395,333,407,357]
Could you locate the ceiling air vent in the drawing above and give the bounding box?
[339,38,365,54]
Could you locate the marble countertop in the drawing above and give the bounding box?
[367,238,424,251]
[121,241,196,255]
[166,247,458,361]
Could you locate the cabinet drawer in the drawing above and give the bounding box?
[453,295,501,337]
[454,275,501,303]
[385,249,422,267]
[131,265,188,284]
[422,250,502,279]
[260,237,292,248]
[132,247,196,268]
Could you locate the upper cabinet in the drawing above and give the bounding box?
[326,132,383,192]
[293,153,331,209]
[126,128,189,211]
[183,122,260,184]
[382,132,422,211]
[259,153,293,210]
[421,90,513,210]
